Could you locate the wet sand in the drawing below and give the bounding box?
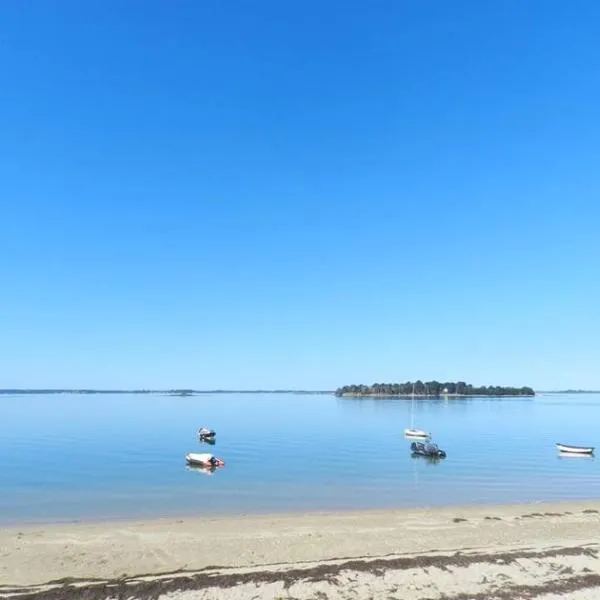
[1,500,600,599]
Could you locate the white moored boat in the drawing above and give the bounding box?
[404,428,431,438]
[185,452,225,467]
[556,443,594,455]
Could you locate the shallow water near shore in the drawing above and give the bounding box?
[0,391,599,524]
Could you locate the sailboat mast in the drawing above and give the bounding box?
[410,382,415,428]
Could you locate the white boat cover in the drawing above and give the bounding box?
[405,428,429,436]
[187,453,214,463]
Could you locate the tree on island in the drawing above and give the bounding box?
[334,381,535,397]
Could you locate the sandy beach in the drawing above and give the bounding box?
[2,500,600,599]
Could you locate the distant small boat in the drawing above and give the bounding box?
[556,443,594,455]
[185,452,225,467]
[404,428,431,439]
[197,427,216,439]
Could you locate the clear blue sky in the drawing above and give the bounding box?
[2,1,599,390]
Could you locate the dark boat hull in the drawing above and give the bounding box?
[410,441,447,458]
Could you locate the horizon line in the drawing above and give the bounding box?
[0,388,334,394]
[0,388,598,394]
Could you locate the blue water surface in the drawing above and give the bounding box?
[0,392,599,524]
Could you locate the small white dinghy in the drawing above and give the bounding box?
[185,452,225,467]
[556,443,594,455]
[404,428,431,439]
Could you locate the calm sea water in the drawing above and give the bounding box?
[1,392,599,525]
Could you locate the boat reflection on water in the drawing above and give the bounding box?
[186,464,218,475]
[411,454,445,465]
[199,437,216,446]
[557,452,595,460]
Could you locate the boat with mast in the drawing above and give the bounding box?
[404,383,431,438]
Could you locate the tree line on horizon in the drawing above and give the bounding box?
[335,381,535,397]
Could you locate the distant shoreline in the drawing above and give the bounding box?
[539,390,600,394]
[1,388,598,396]
[0,389,333,395]
[338,392,535,398]
[336,381,535,397]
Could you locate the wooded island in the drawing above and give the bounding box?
[335,381,535,397]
